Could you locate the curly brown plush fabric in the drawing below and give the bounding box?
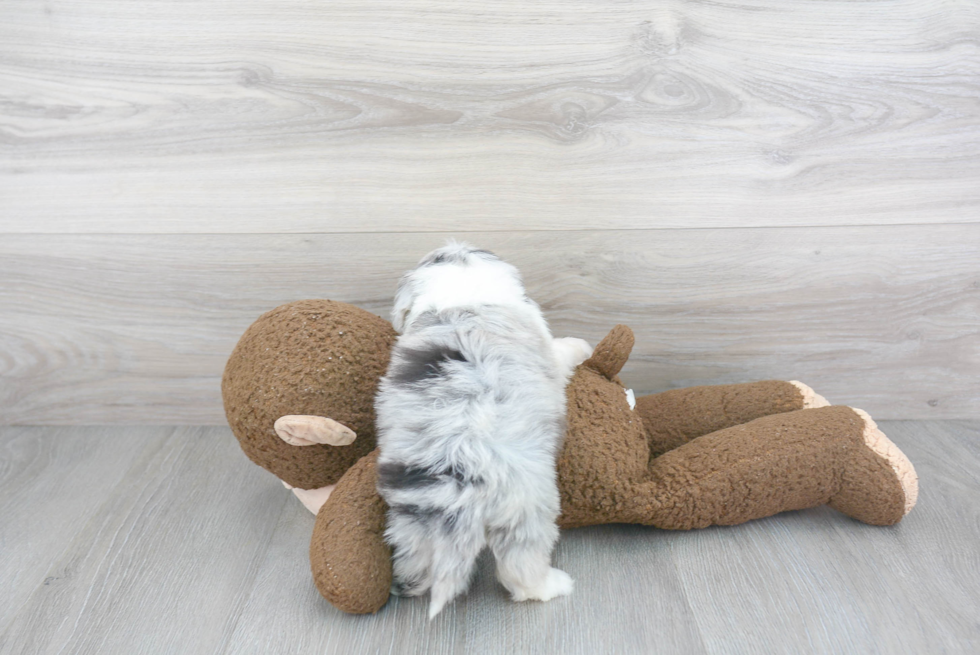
[557,363,650,528]
[223,302,917,615]
[636,380,808,458]
[628,405,908,529]
[222,300,397,489]
[310,450,392,614]
[582,324,634,380]
[555,328,909,530]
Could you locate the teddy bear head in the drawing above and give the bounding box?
[222,299,397,489]
[222,300,650,507]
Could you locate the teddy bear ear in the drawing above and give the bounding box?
[583,324,634,380]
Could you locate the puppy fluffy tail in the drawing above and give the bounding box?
[423,506,486,620]
[387,501,486,620]
[426,525,485,620]
[428,575,468,620]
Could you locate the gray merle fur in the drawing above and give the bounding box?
[375,240,579,619]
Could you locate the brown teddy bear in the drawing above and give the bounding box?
[223,299,918,614]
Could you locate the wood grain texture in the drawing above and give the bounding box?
[2,0,978,232]
[2,423,978,653]
[671,420,980,653]
[2,226,977,424]
[0,427,151,635]
[0,427,288,655]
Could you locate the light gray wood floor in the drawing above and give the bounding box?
[1,422,977,654]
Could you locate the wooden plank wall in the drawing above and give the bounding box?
[1,0,978,424]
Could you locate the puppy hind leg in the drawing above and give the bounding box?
[488,522,573,603]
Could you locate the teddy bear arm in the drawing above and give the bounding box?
[310,448,393,614]
[633,380,826,458]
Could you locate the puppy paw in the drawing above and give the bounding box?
[512,568,574,602]
[553,337,593,376]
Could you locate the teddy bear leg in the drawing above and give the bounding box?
[634,380,829,458]
[626,406,916,529]
[310,449,393,614]
[827,408,918,524]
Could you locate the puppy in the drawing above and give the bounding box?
[375,241,592,619]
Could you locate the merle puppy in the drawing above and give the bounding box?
[375,241,591,619]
